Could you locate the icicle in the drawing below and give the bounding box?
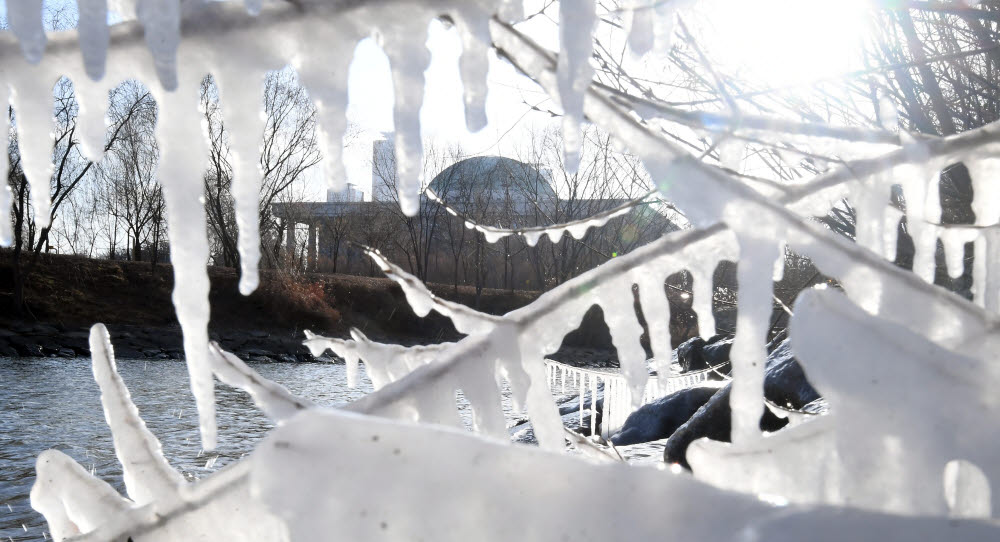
[589,374,598,437]
[973,236,987,308]
[244,0,263,16]
[901,170,940,283]
[382,21,432,217]
[690,266,716,339]
[547,227,565,244]
[968,159,1000,227]
[214,68,268,295]
[601,284,648,408]
[728,235,780,444]
[78,0,110,81]
[772,242,786,282]
[717,138,744,171]
[0,84,11,247]
[882,205,904,262]
[943,460,992,519]
[941,228,977,280]
[509,325,564,451]
[448,9,490,132]
[557,0,596,174]
[135,0,181,90]
[151,78,218,450]
[579,373,586,427]
[983,229,1000,313]
[89,324,185,504]
[7,73,56,228]
[8,0,46,64]
[497,0,524,23]
[74,80,113,163]
[652,1,679,54]
[877,94,898,132]
[627,5,654,56]
[455,361,506,439]
[482,228,510,243]
[300,33,355,193]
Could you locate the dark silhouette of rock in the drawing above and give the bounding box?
[610,386,718,446]
[674,334,733,378]
[663,338,820,467]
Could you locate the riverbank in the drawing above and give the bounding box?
[0,252,625,363]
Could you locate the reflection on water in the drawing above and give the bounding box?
[0,357,374,542]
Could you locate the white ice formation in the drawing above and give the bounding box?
[5,0,1000,540]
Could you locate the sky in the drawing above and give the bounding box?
[0,0,873,201]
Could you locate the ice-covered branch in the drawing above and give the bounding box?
[89,323,185,505]
[208,342,314,423]
[363,247,503,335]
[424,186,657,246]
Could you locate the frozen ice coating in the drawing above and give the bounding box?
[78,0,111,81]
[601,283,648,408]
[7,0,46,64]
[89,323,185,505]
[150,77,218,450]
[74,80,114,163]
[214,67,268,295]
[877,94,899,131]
[557,0,596,174]
[944,460,992,519]
[383,17,432,217]
[450,8,490,132]
[941,227,978,280]
[16,1,1000,540]
[244,0,263,16]
[7,71,56,228]
[30,449,134,541]
[254,409,1000,542]
[0,84,11,246]
[728,234,779,443]
[637,272,672,375]
[690,264,716,339]
[787,287,1000,514]
[426,186,643,247]
[365,246,501,334]
[299,36,355,193]
[208,343,314,422]
[135,0,182,90]
[717,137,744,170]
[626,5,655,56]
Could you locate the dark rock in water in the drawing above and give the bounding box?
[675,334,732,378]
[610,386,718,446]
[663,338,820,467]
[763,339,821,410]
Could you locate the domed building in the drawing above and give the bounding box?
[422,155,556,215]
[272,137,676,283]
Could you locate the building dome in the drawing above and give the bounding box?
[427,156,555,206]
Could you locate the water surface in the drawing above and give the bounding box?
[0,357,373,542]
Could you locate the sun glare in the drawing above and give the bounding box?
[695,0,873,87]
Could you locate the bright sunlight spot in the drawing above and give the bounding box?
[695,0,873,86]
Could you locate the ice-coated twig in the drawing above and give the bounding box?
[599,81,918,147]
[489,17,1000,352]
[208,342,314,423]
[424,186,660,246]
[30,449,134,542]
[304,328,456,390]
[89,323,185,505]
[363,246,503,335]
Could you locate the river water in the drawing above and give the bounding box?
[0,356,666,542]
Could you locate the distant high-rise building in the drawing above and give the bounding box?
[327,182,364,203]
[371,138,396,202]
